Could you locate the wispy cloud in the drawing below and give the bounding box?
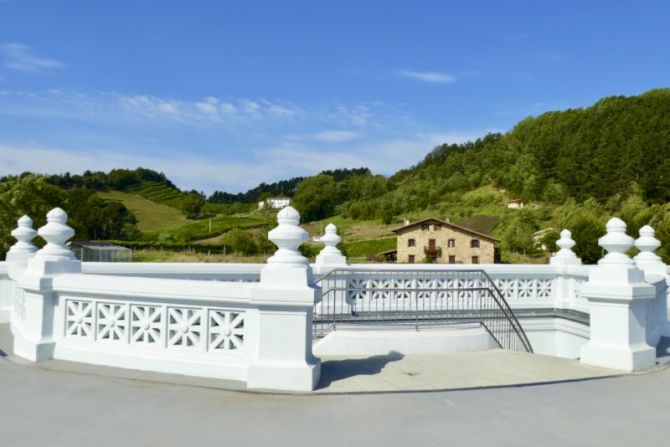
[0,43,65,73]
[117,93,298,124]
[287,130,360,143]
[397,70,456,83]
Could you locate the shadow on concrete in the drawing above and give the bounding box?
[656,337,670,362]
[317,351,404,389]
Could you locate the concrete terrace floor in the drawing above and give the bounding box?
[2,326,670,446]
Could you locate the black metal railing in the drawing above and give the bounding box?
[313,268,533,353]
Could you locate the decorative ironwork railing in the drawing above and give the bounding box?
[313,268,533,353]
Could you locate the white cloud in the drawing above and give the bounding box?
[284,130,361,143]
[0,43,64,73]
[115,94,299,125]
[397,70,456,83]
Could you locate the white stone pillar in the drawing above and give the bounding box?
[634,225,670,339]
[580,218,656,371]
[550,229,582,309]
[247,206,321,391]
[6,215,38,276]
[314,223,348,316]
[13,208,81,361]
[314,223,347,273]
[2,216,37,323]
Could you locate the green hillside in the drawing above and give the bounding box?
[97,190,187,232]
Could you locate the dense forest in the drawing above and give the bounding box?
[43,167,178,192]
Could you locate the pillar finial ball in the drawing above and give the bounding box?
[634,224,661,262]
[598,217,634,265]
[638,225,656,239]
[35,207,76,260]
[550,228,581,265]
[266,206,308,265]
[605,217,627,232]
[556,229,575,251]
[321,223,341,247]
[9,214,38,255]
[276,206,301,226]
[46,207,69,224]
[17,215,34,227]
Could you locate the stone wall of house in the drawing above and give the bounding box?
[396,223,495,264]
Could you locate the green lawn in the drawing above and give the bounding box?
[98,190,188,232]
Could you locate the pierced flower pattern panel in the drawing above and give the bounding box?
[130,305,164,345]
[97,302,128,342]
[167,307,203,348]
[65,300,94,338]
[209,310,245,351]
[493,278,552,301]
[347,278,368,301]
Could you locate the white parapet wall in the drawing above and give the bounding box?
[3,209,670,389]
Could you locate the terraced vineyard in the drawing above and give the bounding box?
[127,181,187,208]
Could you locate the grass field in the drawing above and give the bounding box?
[142,213,271,241]
[97,190,188,232]
[342,236,397,259]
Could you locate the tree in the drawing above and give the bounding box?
[570,215,605,264]
[180,194,205,219]
[223,229,258,255]
[292,174,338,222]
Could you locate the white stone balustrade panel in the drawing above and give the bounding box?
[329,264,591,312]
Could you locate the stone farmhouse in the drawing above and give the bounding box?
[393,217,499,264]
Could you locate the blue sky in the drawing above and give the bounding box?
[0,0,668,193]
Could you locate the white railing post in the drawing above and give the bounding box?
[247,206,321,391]
[13,208,81,361]
[6,215,38,276]
[580,218,656,371]
[314,223,347,274]
[634,225,670,340]
[2,216,37,323]
[550,229,582,309]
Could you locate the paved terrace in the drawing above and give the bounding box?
[2,324,670,446]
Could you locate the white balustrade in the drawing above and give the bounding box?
[9,206,320,391]
[2,207,670,386]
